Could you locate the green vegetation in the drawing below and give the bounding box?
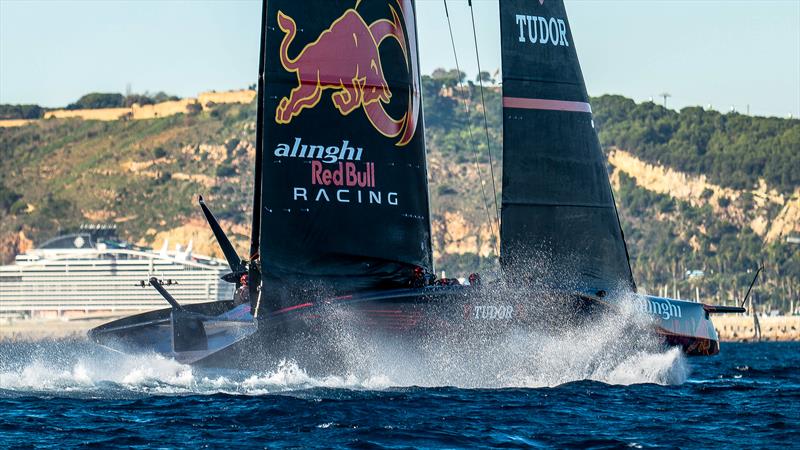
[124,92,181,107]
[0,92,184,121]
[422,68,502,159]
[0,184,23,213]
[593,95,800,194]
[0,74,797,312]
[0,104,44,120]
[61,91,181,110]
[66,93,126,110]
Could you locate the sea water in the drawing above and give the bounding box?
[1,331,798,448]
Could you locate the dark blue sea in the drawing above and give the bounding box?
[1,338,798,448]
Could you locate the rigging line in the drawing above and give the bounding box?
[443,0,499,257]
[468,0,501,233]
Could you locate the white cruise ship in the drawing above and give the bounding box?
[0,225,234,319]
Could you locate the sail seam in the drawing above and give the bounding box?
[503,76,582,86]
[503,201,615,209]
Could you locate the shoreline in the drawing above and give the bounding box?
[712,315,800,342]
[0,317,116,341]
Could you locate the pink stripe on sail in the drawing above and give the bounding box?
[503,97,592,113]
[274,302,314,314]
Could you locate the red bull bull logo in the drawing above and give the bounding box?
[275,0,419,146]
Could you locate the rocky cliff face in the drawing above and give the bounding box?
[0,231,33,263]
[608,148,799,242]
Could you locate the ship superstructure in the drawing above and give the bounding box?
[0,225,233,318]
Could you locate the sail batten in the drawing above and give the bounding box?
[499,0,635,293]
[503,201,617,208]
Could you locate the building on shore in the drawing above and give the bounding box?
[0,225,233,320]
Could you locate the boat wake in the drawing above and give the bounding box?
[316,289,689,389]
[0,293,687,396]
[0,351,392,396]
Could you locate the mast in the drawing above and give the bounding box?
[498,0,635,294]
[249,0,269,261]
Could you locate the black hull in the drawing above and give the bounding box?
[89,285,720,374]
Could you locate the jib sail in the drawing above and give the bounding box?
[257,0,432,293]
[499,0,635,294]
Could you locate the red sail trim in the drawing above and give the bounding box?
[503,96,592,113]
[273,302,314,314]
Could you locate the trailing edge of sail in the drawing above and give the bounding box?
[499,0,635,293]
[258,0,432,293]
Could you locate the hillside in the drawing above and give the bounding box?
[1,73,798,312]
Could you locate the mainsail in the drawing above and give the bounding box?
[499,0,635,294]
[257,0,432,294]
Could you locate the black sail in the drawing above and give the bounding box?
[499,0,635,294]
[258,0,432,295]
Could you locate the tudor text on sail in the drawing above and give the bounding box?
[515,14,569,46]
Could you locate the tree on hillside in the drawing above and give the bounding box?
[151,92,179,103]
[124,94,155,107]
[123,91,180,107]
[421,74,458,128]
[0,185,22,213]
[431,68,466,88]
[476,71,495,84]
[67,93,125,110]
[0,104,44,120]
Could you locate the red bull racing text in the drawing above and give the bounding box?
[274,138,395,206]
